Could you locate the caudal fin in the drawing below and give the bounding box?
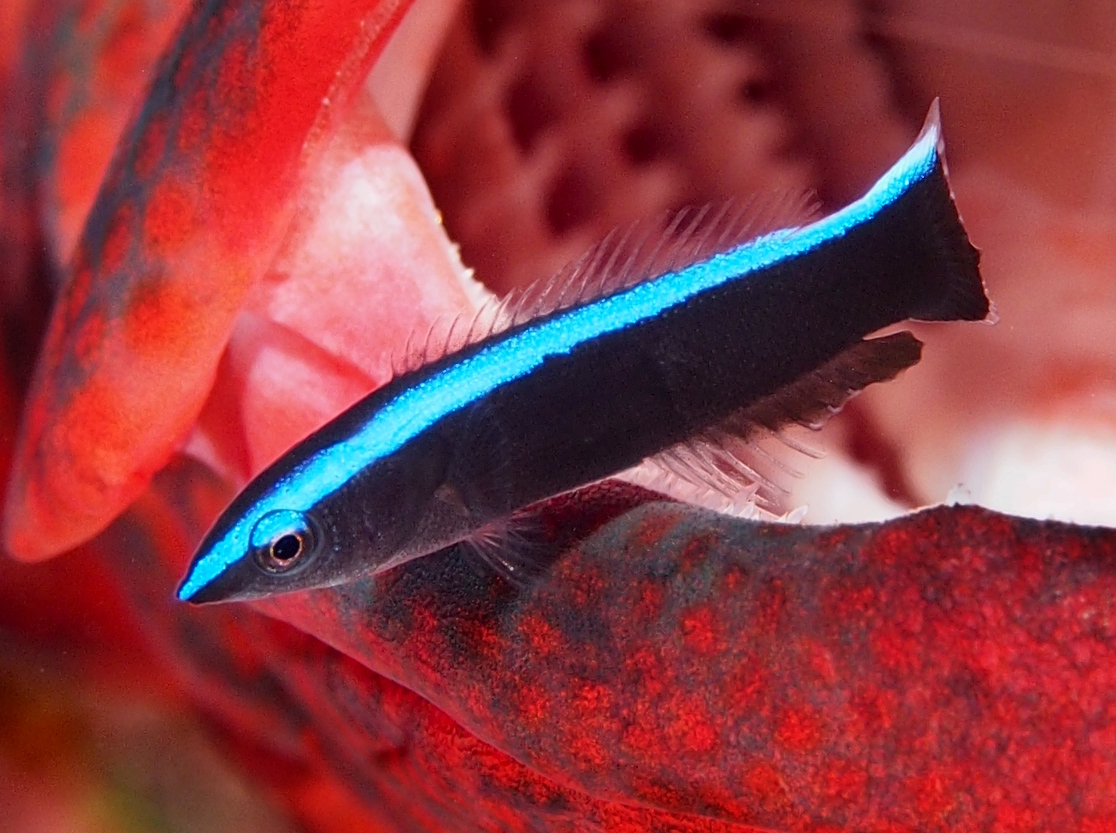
[902,100,989,322]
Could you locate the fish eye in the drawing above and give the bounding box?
[250,510,318,574]
[270,533,303,564]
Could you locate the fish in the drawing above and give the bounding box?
[178,101,989,604]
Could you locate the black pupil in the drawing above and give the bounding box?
[271,533,303,563]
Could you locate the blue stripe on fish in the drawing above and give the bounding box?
[178,102,985,603]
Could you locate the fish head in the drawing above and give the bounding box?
[176,434,443,604]
[176,502,328,598]
[176,477,341,604]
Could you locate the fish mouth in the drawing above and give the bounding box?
[176,557,239,604]
[176,564,266,605]
[176,578,222,605]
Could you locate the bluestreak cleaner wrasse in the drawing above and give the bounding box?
[178,102,989,604]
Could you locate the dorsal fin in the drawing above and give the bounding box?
[389,301,505,376]
[642,332,923,511]
[494,190,821,331]
[393,191,821,375]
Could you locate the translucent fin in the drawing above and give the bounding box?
[645,332,923,508]
[393,191,821,373]
[649,430,804,511]
[618,460,777,521]
[493,191,821,331]
[392,302,505,375]
[462,512,549,588]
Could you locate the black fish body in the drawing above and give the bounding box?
[179,102,988,603]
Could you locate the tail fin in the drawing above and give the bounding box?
[899,101,989,322]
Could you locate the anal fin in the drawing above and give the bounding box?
[641,331,923,514]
